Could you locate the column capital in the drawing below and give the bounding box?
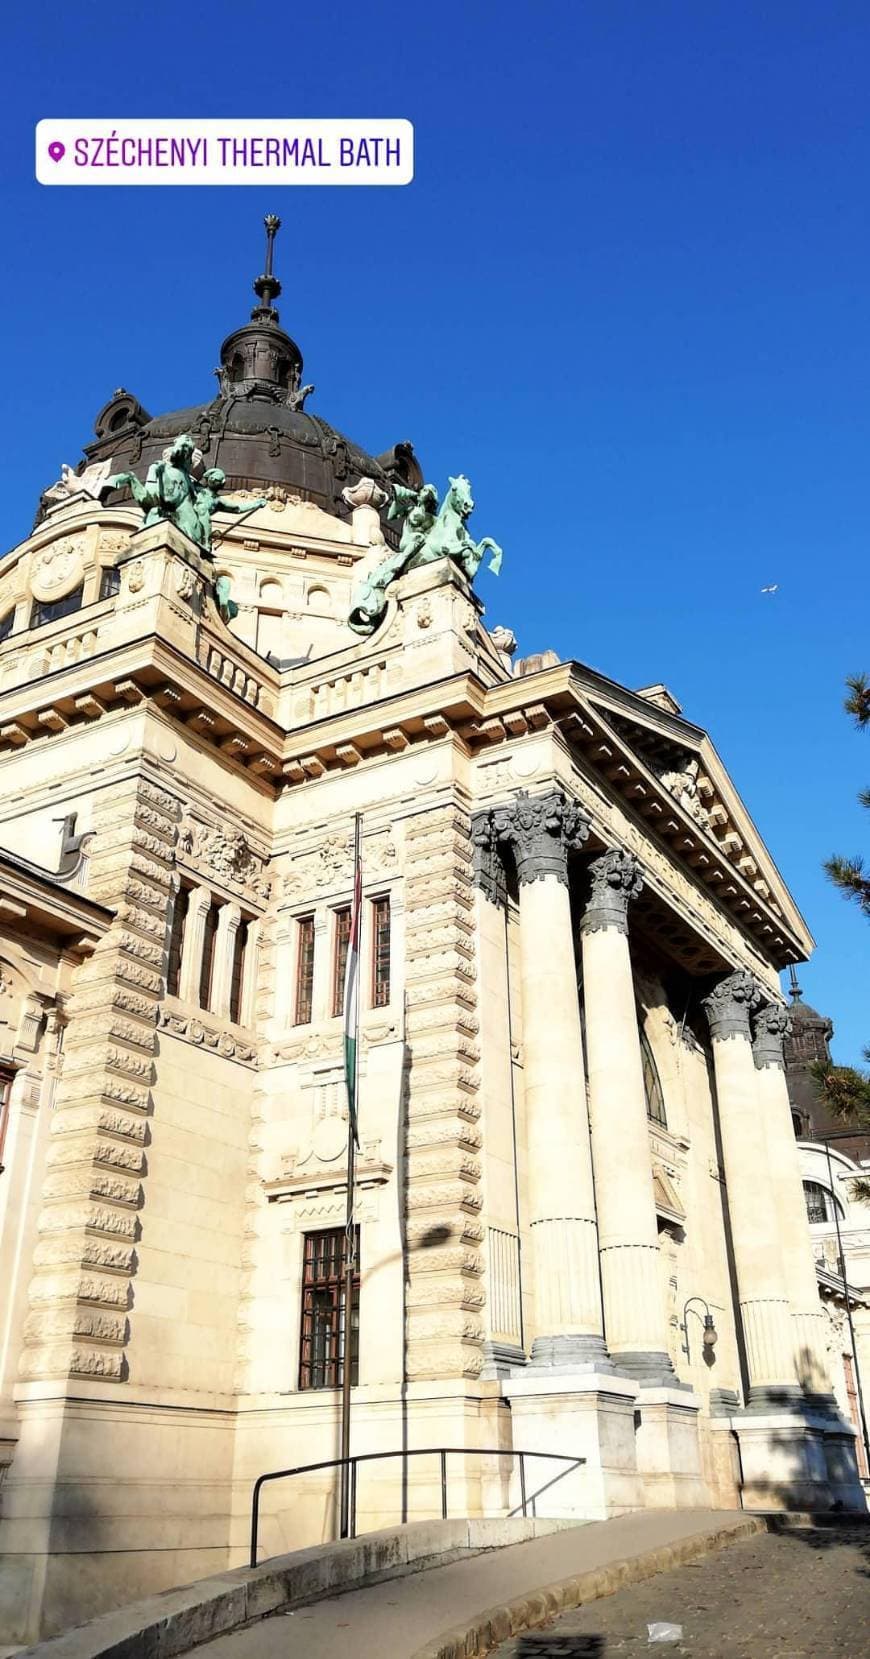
[752,1002,791,1070]
[470,808,507,905]
[491,789,590,887]
[702,969,762,1041]
[580,847,643,935]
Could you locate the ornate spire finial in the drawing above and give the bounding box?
[788,965,803,1003]
[252,214,283,320]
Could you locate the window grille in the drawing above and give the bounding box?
[640,1028,667,1127]
[31,584,84,629]
[332,907,351,1018]
[371,896,391,1009]
[299,1226,360,1391]
[294,916,315,1025]
[804,1179,843,1225]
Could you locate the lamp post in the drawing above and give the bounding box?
[680,1296,718,1366]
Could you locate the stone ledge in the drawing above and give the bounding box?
[411,1514,767,1659]
[14,1517,574,1659]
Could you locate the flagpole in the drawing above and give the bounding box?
[339,812,362,1538]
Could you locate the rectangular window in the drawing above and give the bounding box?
[371,896,391,1009]
[166,885,189,998]
[99,567,121,600]
[0,1070,13,1175]
[198,900,221,1011]
[229,919,249,1025]
[294,915,315,1025]
[299,1226,360,1391]
[31,584,84,629]
[331,906,352,1018]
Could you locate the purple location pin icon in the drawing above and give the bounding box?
[47,141,66,163]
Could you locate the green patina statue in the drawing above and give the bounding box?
[102,437,265,556]
[347,475,503,636]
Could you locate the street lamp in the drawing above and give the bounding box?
[681,1296,718,1365]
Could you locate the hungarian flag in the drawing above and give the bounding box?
[343,818,362,1147]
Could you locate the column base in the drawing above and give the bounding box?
[501,1370,643,1519]
[609,1349,690,1389]
[529,1333,613,1373]
[480,1341,527,1380]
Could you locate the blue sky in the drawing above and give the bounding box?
[2,1,868,1062]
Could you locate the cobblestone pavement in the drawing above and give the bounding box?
[490,1524,870,1658]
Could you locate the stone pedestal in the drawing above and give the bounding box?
[502,1371,643,1519]
[633,1388,707,1509]
[720,1409,832,1511]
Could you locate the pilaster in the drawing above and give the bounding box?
[403,805,484,1381]
[19,774,181,1383]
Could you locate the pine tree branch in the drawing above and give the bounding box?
[844,672,870,726]
[824,853,870,914]
[811,1059,870,1129]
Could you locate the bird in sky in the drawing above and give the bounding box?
[760,584,779,594]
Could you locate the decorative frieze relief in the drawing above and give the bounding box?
[283,826,397,899]
[177,813,271,903]
[158,1006,257,1064]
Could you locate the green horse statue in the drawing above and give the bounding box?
[347,474,503,636]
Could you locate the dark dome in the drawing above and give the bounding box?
[55,217,423,536]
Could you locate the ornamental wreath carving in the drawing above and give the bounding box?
[29,536,87,603]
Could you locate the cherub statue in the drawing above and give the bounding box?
[193,469,266,555]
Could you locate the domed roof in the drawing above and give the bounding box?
[65,217,422,535]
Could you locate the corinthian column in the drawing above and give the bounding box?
[703,972,798,1404]
[753,1004,834,1400]
[493,791,607,1367]
[580,849,676,1384]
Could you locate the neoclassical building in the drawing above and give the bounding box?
[0,225,864,1642]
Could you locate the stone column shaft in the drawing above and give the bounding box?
[754,1006,834,1398]
[581,850,676,1384]
[179,884,211,1005]
[704,973,797,1401]
[486,793,606,1367]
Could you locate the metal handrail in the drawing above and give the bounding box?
[250,1444,585,1567]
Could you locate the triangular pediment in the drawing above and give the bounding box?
[577,675,812,956]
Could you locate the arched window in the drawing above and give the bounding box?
[803,1180,844,1225]
[640,1028,667,1128]
[791,1109,804,1138]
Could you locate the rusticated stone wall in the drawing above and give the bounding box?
[20,774,180,1382]
[403,805,485,1380]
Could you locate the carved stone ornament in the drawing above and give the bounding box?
[702,969,762,1042]
[29,536,87,603]
[581,847,644,935]
[177,815,270,901]
[752,1002,791,1070]
[470,809,507,905]
[655,757,711,829]
[341,477,389,511]
[284,828,397,898]
[491,789,590,887]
